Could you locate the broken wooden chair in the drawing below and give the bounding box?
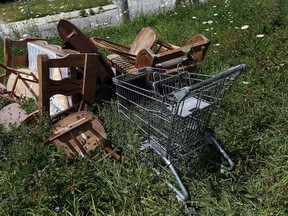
[91,26,159,70]
[92,33,211,74]
[37,53,97,116]
[135,34,211,73]
[92,27,158,62]
[0,38,79,103]
[57,20,159,75]
[41,111,121,160]
[0,63,39,104]
[0,38,82,127]
[37,53,120,160]
[0,38,43,103]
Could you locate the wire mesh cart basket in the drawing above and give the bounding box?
[113,64,246,201]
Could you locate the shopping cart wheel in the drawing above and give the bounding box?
[183,203,201,216]
[204,128,235,172]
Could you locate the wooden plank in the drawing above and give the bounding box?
[153,43,205,64]
[129,27,158,56]
[4,38,12,77]
[82,54,98,105]
[11,55,29,68]
[37,54,50,114]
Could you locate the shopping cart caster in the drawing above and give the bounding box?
[183,203,201,216]
[204,128,235,172]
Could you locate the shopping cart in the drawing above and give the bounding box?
[113,64,246,201]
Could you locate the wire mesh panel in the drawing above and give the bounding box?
[113,64,246,201]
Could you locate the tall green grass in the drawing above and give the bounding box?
[0,0,288,214]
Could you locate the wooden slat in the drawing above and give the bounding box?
[69,131,87,157]
[38,54,50,113]
[82,54,98,105]
[46,54,87,68]
[153,43,205,64]
[4,38,12,77]
[10,55,28,68]
[10,38,45,47]
[37,53,99,115]
[129,27,158,56]
[29,40,79,57]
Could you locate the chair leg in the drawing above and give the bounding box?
[9,72,19,98]
[69,131,86,157]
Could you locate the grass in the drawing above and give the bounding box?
[1,0,288,214]
[0,0,112,22]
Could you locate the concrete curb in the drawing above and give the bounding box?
[0,3,117,38]
[0,0,176,39]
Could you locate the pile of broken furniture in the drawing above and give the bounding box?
[0,19,210,160]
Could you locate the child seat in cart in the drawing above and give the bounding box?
[113,64,246,201]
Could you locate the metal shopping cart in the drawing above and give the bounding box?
[113,64,246,201]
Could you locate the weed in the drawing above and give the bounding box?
[89,8,96,16]
[79,9,88,18]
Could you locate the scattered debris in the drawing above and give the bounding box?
[0,19,212,160]
[91,26,211,74]
[1,20,237,200]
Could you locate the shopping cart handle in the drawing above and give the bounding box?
[172,64,246,102]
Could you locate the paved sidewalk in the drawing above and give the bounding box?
[0,0,176,39]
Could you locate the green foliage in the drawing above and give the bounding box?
[89,8,96,16]
[0,0,288,214]
[79,9,88,17]
[20,97,38,114]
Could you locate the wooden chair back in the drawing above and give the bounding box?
[37,53,99,116]
[91,27,158,62]
[135,34,211,73]
[1,38,45,83]
[129,27,158,56]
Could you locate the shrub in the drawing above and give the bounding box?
[79,9,88,17]
[88,8,95,16]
